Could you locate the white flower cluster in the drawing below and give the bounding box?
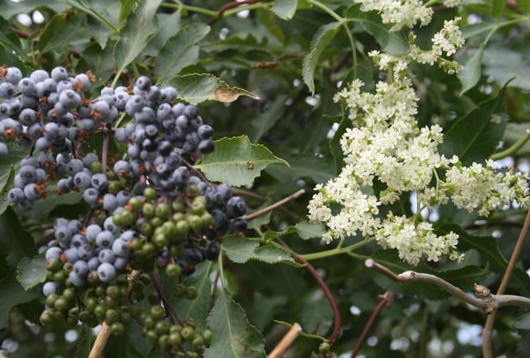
[356,0,433,31]
[370,18,465,75]
[308,75,528,264]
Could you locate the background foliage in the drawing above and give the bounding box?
[0,0,529,357]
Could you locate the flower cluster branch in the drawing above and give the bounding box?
[365,259,530,312]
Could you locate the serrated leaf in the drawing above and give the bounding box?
[515,313,530,330]
[143,11,182,56]
[303,22,340,95]
[74,326,93,358]
[173,261,212,329]
[204,290,266,358]
[195,136,288,187]
[17,256,46,291]
[223,236,295,265]
[265,153,334,184]
[439,84,508,165]
[492,0,506,17]
[0,208,36,271]
[272,0,298,20]
[295,221,326,240]
[38,12,86,54]
[156,23,210,80]
[458,46,484,95]
[440,223,530,296]
[346,5,409,55]
[165,74,260,105]
[114,0,161,74]
[248,95,288,143]
[0,0,68,19]
[0,277,39,329]
[483,45,530,90]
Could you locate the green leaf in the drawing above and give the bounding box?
[295,221,326,240]
[15,192,83,220]
[143,11,182,56]
[114,0,161,74]
[74,326,93,358]
[248,95,288,143]
[0,208,37,271]
[482,45,530,90]
[118,0,137,30]
[0,0,68,19]
[204,290,266,358]
[223,236,295,265]
[346,5,409,55]
[266,152,334,184]
[492,0,506,17]
[458,46,484,95]
[173,261,213,329]
[156,23,210,80]
[64,0,120,31]
[302,22,340,95]
[0,277,39,329]
[439,84,508,165]
[519,0,530,13]
[515,313,530,330]
[17,256,46,291]
[441,224,530,296]
[195,136,288,187]
[165,74,260,105]
[272,0,298,20]
[38,12,86,54]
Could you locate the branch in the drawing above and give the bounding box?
[351,291,394,357]
[267,323,302,358]
[244,189,305,221]
[89,270,141,358]
[276,238,342,343]
[482,206,530,358]
[207,0,261,26]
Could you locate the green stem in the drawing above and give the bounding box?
[309,0,358,77]
[299,240,368,261]
[170,0,218,16]
[418,306,429,358]
[490,130,530,160]
[218,245,227,289]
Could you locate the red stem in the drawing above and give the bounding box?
[275,238,342,344]
[351,291,394,357]
[208,0,261,26]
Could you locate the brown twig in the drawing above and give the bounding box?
[89,270,141,358]
[350,291,394,357]
[482,206,530,358]
[150,272,183,325]
[267,323,303,358]
[276,238,342,343]
[207,0,260,26]
[244,189,305,221]
[88,323,111,358]
[232,187,302,221]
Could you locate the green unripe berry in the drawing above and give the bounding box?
[192,335,204,349]
[176,220,189,236]
[187,215,202,230]
[120,210,136,226]
[89,161,103,173]
[319,342,331,353]
[172,199,185,213]
[185,286,198,300]
[169,332,182,346]
[142,315,155,329]
[202,329,213,345]
[131,238,143,251]
[78,311,91,323]
[191,197,206,215]
[106,285,121,299]
[153,232,169,247]
[145,329,158,344]
[112,211,125,226]
[143,187,157,200]
[181,326,195,341]
[111,322,125,335]
[150,217,163,228]
[39,310,54,325]
[142,202,156,218]
[159,334,170,351]
[128,197,143,211]
[46,258,62,272]
[45,293,59,307]
[166,263,182,277]
[105,309,120,324]
[54,297,68,311]
[94,304,106,319]
[150,305,165,320]
[142,242,156,256]
[53,270,67,283]
[155,321,170,335]
[156,202,171,219]
[201,212,213,226]
[108,180,122,194]
[62,288,75,302]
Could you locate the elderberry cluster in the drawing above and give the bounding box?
[0,66,248,354]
